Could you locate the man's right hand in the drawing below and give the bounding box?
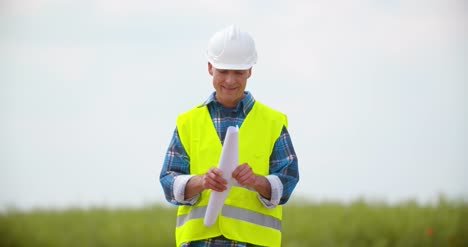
[185,168,228,200]
[203,167,228,192]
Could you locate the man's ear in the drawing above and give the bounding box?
[208,62,214,76]
[247,68,252,78]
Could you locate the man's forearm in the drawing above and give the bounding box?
[252,176,272,200]
[184,175,205,200]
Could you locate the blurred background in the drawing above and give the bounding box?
[1,0,467,212]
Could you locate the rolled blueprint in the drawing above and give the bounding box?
[204,126,239,227]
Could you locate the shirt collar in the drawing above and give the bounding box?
[198,91,255,115]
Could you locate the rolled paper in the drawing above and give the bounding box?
[204,126,239,227]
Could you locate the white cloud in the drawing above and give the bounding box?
[2,0,51,17]
[91,0,252,19]
[249,0,466,83]
[2,42,98,82]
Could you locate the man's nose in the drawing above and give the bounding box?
[225,74,236,84]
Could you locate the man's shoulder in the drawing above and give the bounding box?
[253,101,286,116]
[176,104,208,124]
[252,101,288,128]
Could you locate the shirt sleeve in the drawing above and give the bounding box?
[174,175,200,205]
[257,175,283,208]
[265,126,299,205]
[160,127,198,206]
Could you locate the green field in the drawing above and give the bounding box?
[1,197,467,247]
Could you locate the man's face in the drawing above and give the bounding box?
[208,63,252,108]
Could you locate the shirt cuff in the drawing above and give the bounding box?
[258,175,283,208]
[174,175,200,205]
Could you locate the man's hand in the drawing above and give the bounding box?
[232,163,272,199]
[184,168,227,200]
[203,167,228,192]
[232,163,256,186]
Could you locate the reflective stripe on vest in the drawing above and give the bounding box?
[177,205,282,231]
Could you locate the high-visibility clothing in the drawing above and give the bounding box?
[175,101,287,247]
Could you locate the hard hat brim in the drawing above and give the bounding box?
[208,60,254,70]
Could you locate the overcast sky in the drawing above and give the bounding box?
[1,0,467,210]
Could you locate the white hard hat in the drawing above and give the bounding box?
[206,25,257,70]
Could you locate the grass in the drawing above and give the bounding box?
[1,197,467,247]
[282,197,467,246]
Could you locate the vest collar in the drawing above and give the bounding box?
[198,91,255,116]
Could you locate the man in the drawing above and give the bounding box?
[160,25,299,247]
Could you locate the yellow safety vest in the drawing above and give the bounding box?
[175,101,287,247]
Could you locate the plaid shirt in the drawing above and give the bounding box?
[160,91,299,246]
[180,236,261,246]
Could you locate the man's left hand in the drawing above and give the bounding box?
[232,163,256,186]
